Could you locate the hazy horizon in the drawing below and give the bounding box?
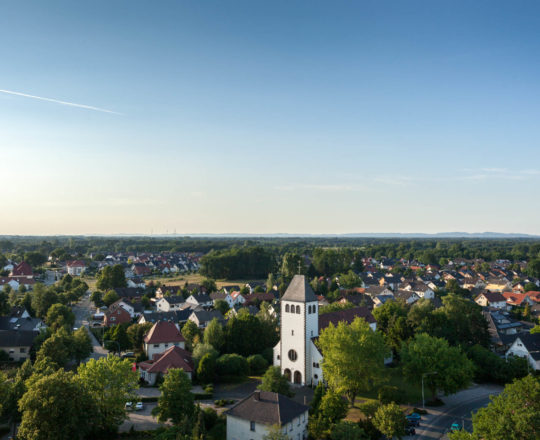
[2,1,540,235]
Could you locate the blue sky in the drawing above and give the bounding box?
[1,1,540,235]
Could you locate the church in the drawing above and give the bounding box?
[273,274,377,386]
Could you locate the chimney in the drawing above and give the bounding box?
[253,391,260,401]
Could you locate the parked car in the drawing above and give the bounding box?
[125,402,133,411]
[405,426,416,435]
[121,351,135,359]
[407,419,420,427]
[135,402,144,411]
[450,423,462,432]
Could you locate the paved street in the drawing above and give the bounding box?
[72,293,109,360]
[415,384,502,439]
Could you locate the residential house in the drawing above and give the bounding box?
[225,390,309,440]
[186,293,213,308]
[230,291,247,306]
[156,295,185,312]
[475,291,507,309]
[113,287,145,301]
[10,262,34,279]
[139,345,194,384]
[137,309,191,326]
[0,278,19,291]
[394,289,420,305]
[210,291,235,308]
[104,305,132,327]
[0,330,35,362]
[66,260,86,276]
[401,281,435,299]
[364,285,393,298]
[155,285,182,299]
[503,292,536,308]
[506,333,540,371]
[485,277,512,292]
[188,310,225,328]
[143,320,186,359]
[127,277,146,289]
[109,299,143,318]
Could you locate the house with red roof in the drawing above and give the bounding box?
[66,260,86,276]
[143,320,185,359]
[138,345,194,384]
[503,292,536,308]
[104,305,131,327]
[10,262,33,279]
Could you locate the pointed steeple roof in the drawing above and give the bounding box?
[282,275,318,303]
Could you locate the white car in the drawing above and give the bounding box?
[135,402,144,411]
[125,402,133,410]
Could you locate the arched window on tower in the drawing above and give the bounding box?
[296,305,300,314]
[285,304,290,313]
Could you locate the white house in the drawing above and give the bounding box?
[506,333,540,371]
[66,260,86,276]
[186,293,213,308]
[156,296,185,312]
[139,345,194,385]
[225,390,308,440]
[475,291,507,310]
[143,321,186,359]
[273,275,378,387]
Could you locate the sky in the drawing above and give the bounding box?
[1,1,540,235]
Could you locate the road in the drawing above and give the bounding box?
[415,384,502,439]
[72,293,109,360]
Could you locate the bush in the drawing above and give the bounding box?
[214,399,235,407]
[378,385,404,404]
[204,384,214,394]
[261,347,274,364]
[194,392,213,400]
[216,354,249,378]
[247,354,268,375]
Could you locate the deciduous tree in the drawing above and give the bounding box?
[152,369,195,425]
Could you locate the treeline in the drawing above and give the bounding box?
[199,246,277,279]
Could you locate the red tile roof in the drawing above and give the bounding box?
[144,320,185,344]
[139,345,193,373]
[11,262,33,277]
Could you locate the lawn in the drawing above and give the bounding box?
[345,366,423,422]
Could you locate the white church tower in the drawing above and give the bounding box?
[273,275,320,385]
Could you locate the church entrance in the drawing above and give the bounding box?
[284,369,291,382]
[293,371,302,384]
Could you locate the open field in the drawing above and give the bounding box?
[81,273,265,291]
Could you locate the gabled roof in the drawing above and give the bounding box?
[160,295,184,305]
[281,275,317,303]
[11,262,33,276]
[477,291,506,303]
[513,333,540,361]
[0,329,36,347]
[226,390,308,425]
[139,345,194,373]
[144,321,185,344]
[318,306,376,332]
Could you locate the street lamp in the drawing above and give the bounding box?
[422,371,437,409]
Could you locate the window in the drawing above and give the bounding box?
[250,421,256,432]
[285,304,290,313]
[290,423,293,431]
[288,350,298,361]
[277,355,280,360]
[311,330,313,337]
[296,305,300,314]
[308,305,311,314]
[153,344,159,348]
[314,374,318,379]
[20,348,26,353]
[164,344,168,348]
[291,330,294,336]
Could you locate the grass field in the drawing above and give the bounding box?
[81,272,264,292]
[345,366,422,422]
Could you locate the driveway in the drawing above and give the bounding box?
[415,384,502,439]
[120,403,169,432]
[72,294,109,360]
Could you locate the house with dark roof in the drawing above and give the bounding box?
[506,333,540,371]
[475,291,507,309]
[186,293,213,308]
[0,330,35,362]
[225,390,308,440]
[156,295,185,312]
[139,345,194,384]
[188,309,225,328]
[137,309,192,326]
[143,320,185,358]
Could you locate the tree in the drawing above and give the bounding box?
[201,278,217,293]
[18,370,95,440]
[45,303,75,331]
[192,343,219,368]
[96,265,127,290]
[317,317,389,405]
[126,322,153,349]
[36,328,73,368]
[104,324,130,352]
[531,325,540,334]
[263,424,289,440]
[197,353,217,384]
[225,313,277,356]
[152,369,195,425]
[90,290,104,307]
[247,354,268,375]
[452,375,540,440]
[373,402,406,440]
[30,284,58,318]
[319,391,348,423]
[102,290,120,307]
[182,320,201,350]
[203,318,225,352]
[259,366,293,397]
[372,300,412,353]
[77,355,138,435]
[23,252,47,268]
[281,252,305,280]
[338,270,363,288]
[72,327,93,364]
[214,299,229,315]
[526,258,540,278]
[330,421,368,440]
[215,353,249,377]
[401,333,474,401]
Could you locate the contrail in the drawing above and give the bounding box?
[0,89,121,115]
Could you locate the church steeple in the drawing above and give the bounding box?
[281,275,318,303]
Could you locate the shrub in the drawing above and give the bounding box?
[216,354,249,378]
[378,385,404,404]
[261,347,274,364]
[247,354,268,375]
